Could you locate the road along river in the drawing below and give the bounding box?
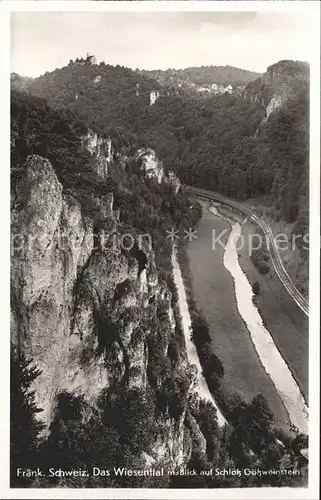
[186,200,308,433]
[215,207,308,434]
[172,247,227,427]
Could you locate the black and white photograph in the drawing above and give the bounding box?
[1,2,320,498]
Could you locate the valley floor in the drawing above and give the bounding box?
[186,201,291,431]
[172,248,227,427]
[238,214,309,405]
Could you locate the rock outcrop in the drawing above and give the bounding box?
[150,90,160,106]
[11,154,197,467]
[82,129,113,179]
[93,75,101,84]
[242,60,309,123]
[165,170,181,194]
[136,148,164,183]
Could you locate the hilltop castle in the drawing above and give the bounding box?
[69,53,97,66]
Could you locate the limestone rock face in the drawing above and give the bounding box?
[165,170,181,194]
[136,148,164,184]
[264,94,283,121]
[242,60,309,116]
[93,75,101,84]
[82,129,113,179]
[150,90,160,106]
[11,154,196,468]
[243,60,309,134]
[11,156,95,427]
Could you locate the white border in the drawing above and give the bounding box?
[1,2,320,499]
[4,0,321,12]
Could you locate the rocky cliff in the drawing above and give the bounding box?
[136,148,164,183]
[242,60,309,122]
[11,153,200,468]
[150,90,160,106]
[135,148,181,192]
[82,129,114,179]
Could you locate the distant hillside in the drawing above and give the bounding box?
[23,56,162,138]
[138,65,260,95]
[243,60,309,108]
[11,73,34,92]
[15,57,308,232]
[242,59,309,224]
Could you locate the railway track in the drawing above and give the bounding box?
[186,185,309,317]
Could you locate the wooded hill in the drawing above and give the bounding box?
[139,65,260,88]
[13,58,309,247]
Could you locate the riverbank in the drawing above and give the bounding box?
[212,207,308,434]
[234,211,309,406]
[181,200,291,431]
[171,248,227,427]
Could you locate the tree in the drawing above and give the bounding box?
[191,315,211,345]
[252,281,260,295]
[10,345,44,486]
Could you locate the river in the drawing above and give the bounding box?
[218,208,308,434]
[172,201,308,434]
[186,200,310,434]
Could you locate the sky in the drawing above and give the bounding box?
[11,11,315,77]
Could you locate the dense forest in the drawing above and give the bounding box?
[11,88,202,271]
[139,65,260,88]
[20,59,162,137]
[21,58,309,239]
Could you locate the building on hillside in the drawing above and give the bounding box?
[224,84,233,94]
[86,53,97,65]
[72,54,97,66]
